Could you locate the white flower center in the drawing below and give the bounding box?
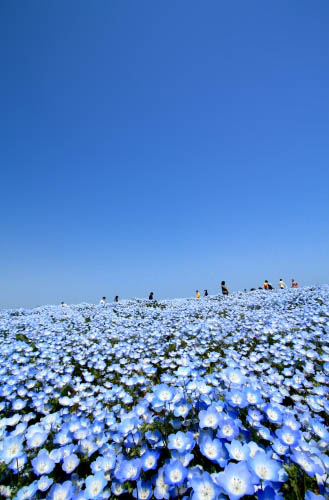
[229,476,246,494]
[170,469,182,483]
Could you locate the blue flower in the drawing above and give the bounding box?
[153,384,175,403]
[153,467,170,500]
[168,431,195,453]
[190,471,220,500]
[173,399,191,418]
[200,435,223,464]
[132,480,153,500]
[0,436,24,464]
[14,481,38,500]
[214,461,256,500]
[37,475,53,492]
[249,451,283,482]
[275,426,301,447]
[62,454,80,474]
[84,472,107,499]
[291,451,323,477]
[141,449,160,471]
[31,449,55,476]
[199,406,221,429]
[227,389,248,408]
[163,460,188,487]
[264,405,283,425]
[48,481,74,500]
[115,458,141,482]
[304,492,326,500]
[225,439,250,461]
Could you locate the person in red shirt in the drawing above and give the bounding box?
[291,279,299,288]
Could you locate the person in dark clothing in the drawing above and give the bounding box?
[250,288,256,291]
[221,281,229,295]
[114,296,119,302]
[149,292,154,300]
[204,289,208,297]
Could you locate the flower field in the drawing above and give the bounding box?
[0,287,329,500]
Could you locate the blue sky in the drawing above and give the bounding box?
[1,1,329,308]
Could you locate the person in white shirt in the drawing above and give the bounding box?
[100,296,106,305]
[279,279,287,289]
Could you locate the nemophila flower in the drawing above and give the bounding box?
[310,419,329,442]
[145,429,164,447]
[271,439,289,456]
[244,387,263,405]
[8,453,27,473]
[62,454,80,474]
[214,461,256,500]
[14,481,38,500]
[115,458,141,482]
[275,426,301,447]
[132,480,153,500]
[27,430,48,449]
[249,451,283,482]
[48,480,74,500]
[118,416,138,435]
[111,480,127,497]
[153,467,170,500]
[49,447,64,463]
[164,460,188,487]
[190,471,220,500]
[84,472,107,499]
[0,435,24,464]
[304,492,326,500]
[37,475,53,492]
[31,449,55,476]
[171,450,194,467]
[257,485,283,500]
[174,399,191,418]
[199,406,221,429]
[168,431,195,453]
[282,415,301,431]
[199,435,223,463]
[291,450,323,477]
[217,417,239,441]
[153,384,175,403]
[247,409,263,428]
[224,368,246,386]
[141,449,160,471]
[12,398,27,411]
[227,389,248,408]
[225,439,250,461]
[264,405,283,424]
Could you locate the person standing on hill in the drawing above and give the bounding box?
[100,296,106,305]
[196,290,201,298]
[221,281,229,295]
[114,296,119,302]
[279,279,287,289]
[264,280,269,290]
[204,289,208,297]
[149,291,154,300]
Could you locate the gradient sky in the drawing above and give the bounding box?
[1,1,329,309]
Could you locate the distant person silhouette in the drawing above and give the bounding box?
[114,296,119,302]
[149,292,154,300]
[268,282,273,290]
[204,289,208,297]
[61,301,67,307]
[264,280,269,290]
[279,279,287,289]
[221,281,229,295]
[100,296,106,305]
[291,279,299,288]
[196,290,201,299]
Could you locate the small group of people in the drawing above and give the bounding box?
[263,278,299,290]
[196,281,229,298]
[60,277,300,307]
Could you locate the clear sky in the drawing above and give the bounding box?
[1,1,329,309]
